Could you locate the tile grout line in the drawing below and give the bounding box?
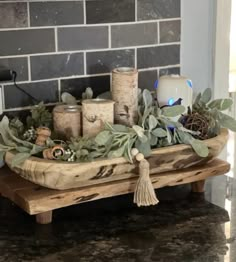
[108,25,111,48]
[0,42,181,59]
[55,27,58,52]
[0,18,181,31]
[157,21,160,44]
[27,1,30,27]
[83,0,86,24]
[27,56,31,82]
[84,51,87,75]
[135,47,137,69]
[135,0,138,21]
[58,79,61,102]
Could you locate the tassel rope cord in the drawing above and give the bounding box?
[131,149,159,207]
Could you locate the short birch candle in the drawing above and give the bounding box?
[82,99,114,137]
[112,67,138,126]
[53,105,82,140]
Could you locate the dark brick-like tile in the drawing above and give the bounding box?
[0,3,28,28]
[31,53,84,80]
[58,26,108,51]
[0,29,55,56]
[138,70,158,91]
[160,20,181,43]
[30,1,83,26]
[86,0,135,24]
[111,23,157,48]
[0,57,28,81]
[159,66,180,76]
[61,75,110,99]
[86,49,135,74]
[138,0,180,20]
[4,80,58,109]
[137,45,180,69]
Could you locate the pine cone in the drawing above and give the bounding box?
[180,112,209,140]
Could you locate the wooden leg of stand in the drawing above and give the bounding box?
[36,211,53,224]
[191,180,205,193]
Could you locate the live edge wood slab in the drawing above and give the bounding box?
[0,159,230,225]
[5,129,228,190]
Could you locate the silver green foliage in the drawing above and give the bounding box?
[26,102,52,129]
[193,88,236,136]
[0,116,45,167]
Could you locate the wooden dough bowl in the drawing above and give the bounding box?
[5,129,229,190]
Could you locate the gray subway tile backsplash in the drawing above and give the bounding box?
[58,26,109,51]
[137,0,181,20]
[111,23,158,48]
[61,75,111,99]
[137,44,180,69]
[0,29,55,56]
[4,80,58,109]
[0,3,28,28]
[30,1,84,26]
[160,20,181,43]
[86,49,135,74]
[86,0,135,24]
[31,53,84,80]
[0,57,28,81]
[0,0,181,112]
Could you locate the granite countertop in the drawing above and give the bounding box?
[0,186,231,262]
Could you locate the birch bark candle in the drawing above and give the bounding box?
[53,105,81,140]
[82,99,114,137]
[112,67,138,126]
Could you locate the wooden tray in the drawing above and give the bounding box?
[5,129,229,190]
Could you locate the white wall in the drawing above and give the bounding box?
[181,0,231,99]
[181,0,215,95]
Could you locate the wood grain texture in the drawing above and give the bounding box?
[4,129,228,190]
[0,159,230,215]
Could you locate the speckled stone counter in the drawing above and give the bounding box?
[0,184,231,262]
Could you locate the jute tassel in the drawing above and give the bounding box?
[133,152,159,207]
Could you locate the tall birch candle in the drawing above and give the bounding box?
[82,99,115,137]
[53,105,82,140]
[112,67,138,126]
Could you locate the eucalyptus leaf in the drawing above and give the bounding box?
[112,124,129,132]
[11,152,31,167]
[135,139,151,157]
[176,130,193,145]
[95,131,111,146]
[166,128,172,144]
[152,128,167,138]
[150,135,158,146]
[148,115,158,130]
[208,98,233,111]
[200,88,212,104]
[132,125,145,138]
[0,116,17,147]
[61,92,77,105]
[30,145,44,155]
[190,139,209,157]
[0,151,5,161]
[16,147,31,153]
[218,112,236,132]
[194,92,202,105]
[108,145,125,158]
[161,105,185,117]
[143,89,153,108]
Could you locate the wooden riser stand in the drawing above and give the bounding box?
[0,159,230,224]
